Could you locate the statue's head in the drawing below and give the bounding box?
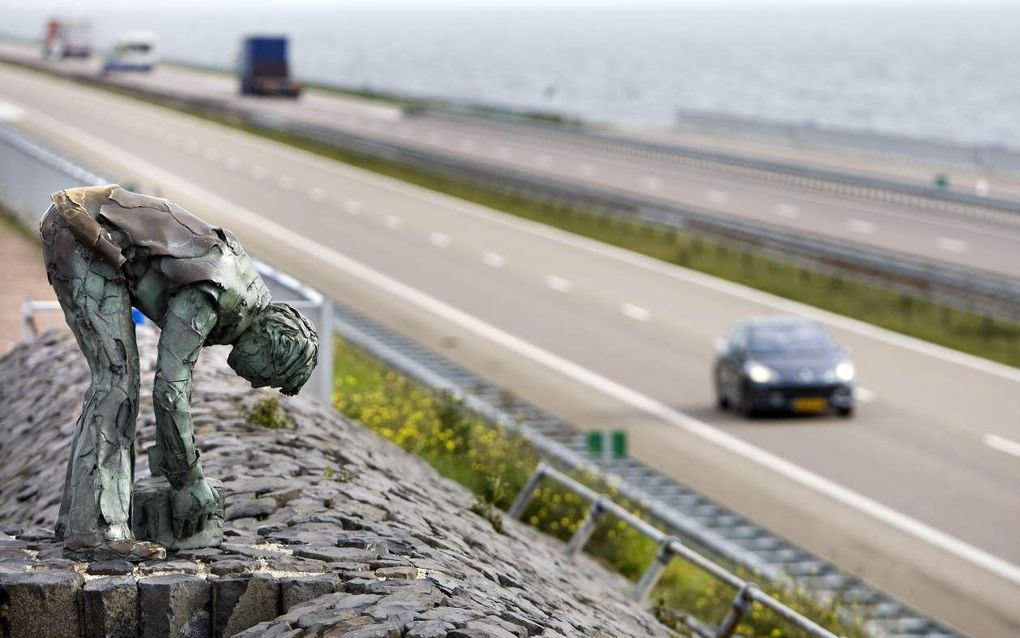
[228,303,319,396]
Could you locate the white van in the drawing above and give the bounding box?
[104,31,159,72]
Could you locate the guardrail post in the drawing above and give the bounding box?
[632,536,676,603]
[565,495,605,556]
[713,583,754,638]
[507,463,547,519]
[21,299,35,341]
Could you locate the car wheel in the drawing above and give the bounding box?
[837,406,854,418]
[738,385,758,419]
[715,377,730,410]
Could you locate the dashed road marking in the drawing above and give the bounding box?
[937,237,967,253]
[706,189,728,204]
[643,176,663,191]
[984,434,1020,460]
[429,232,450,248]
[545,275,572,292]
[848,219,877,235]
[384,215,402,229]
[774,203,800,219]
[308,187,326,202]
[0,101,26,121]
[483,252,505,268]
[621,303,651,322]
[855,387,876,403]
[342,200,362,215]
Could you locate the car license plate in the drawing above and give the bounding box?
[792,397,827,413]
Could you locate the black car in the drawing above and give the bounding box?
[713,315,855,418]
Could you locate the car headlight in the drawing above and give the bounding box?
[835,361,855,382]
[745,361,775,384]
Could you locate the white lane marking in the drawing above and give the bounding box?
[342,200,361,215]
[277,175,295,190]
[225,156,241,170]
[975,178,990,197]
[545,275,572,292]
[429,232,450,248]
[0,101,27,121]
[706,189,729,204]
[249,165,266,179]
[52,87,1020,384]
[534,154,553,167]
[384,215,402,229]
[621,303,651,322]
[774,203,800,219]
[855,387,876,403]
[483,252,505,268]
[643,176,663,191]
[848,219,877,235]
[984,434,1020,459]
[937,237,967,253]
[459,138,475,151]
[495,145,512,159]
[22,113,1020,587]
[202,147,219,161]
[578,162,596,176]
[308,187,326,202]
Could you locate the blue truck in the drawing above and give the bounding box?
[239,36,301,97]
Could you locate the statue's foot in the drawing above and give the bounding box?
[64,537,166,562]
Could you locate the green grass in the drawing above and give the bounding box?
[7,58,1019,367]
[332,334,867,638]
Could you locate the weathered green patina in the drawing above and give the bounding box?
[40,185,318,561]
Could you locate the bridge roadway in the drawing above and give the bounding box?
[0,64,1018,637]
[2,41,1020,279]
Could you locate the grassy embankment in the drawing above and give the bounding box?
[5,58,1019,365]
[332,335,866,638]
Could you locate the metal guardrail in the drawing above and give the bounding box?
[418,108,1020,221]
[0,104,962,638]
[509,463,843,638]
[19,65,1014,322]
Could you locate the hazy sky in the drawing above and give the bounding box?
[5,0,1018,8]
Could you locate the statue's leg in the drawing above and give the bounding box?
[42,224,148,557]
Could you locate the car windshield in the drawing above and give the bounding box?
[748,321,836,355]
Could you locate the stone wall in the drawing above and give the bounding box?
[0,330,669,638]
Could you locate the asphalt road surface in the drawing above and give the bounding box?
[1,63,1018,637]
[3,41,1020,280]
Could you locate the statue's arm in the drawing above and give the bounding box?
[153,287,217,489]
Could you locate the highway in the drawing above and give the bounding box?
[0,63,1018,637]
[2,41,1020,280]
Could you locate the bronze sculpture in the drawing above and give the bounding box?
[40,185,318,560]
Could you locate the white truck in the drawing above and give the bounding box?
[43,19,92,59]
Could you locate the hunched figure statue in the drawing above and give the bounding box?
[40,184,318,560]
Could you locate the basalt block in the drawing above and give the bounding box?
[212,573,280,637]
[0,570,83,638]
[138,573,211,638]
[84,576,137,638]
[132,476,225,551]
